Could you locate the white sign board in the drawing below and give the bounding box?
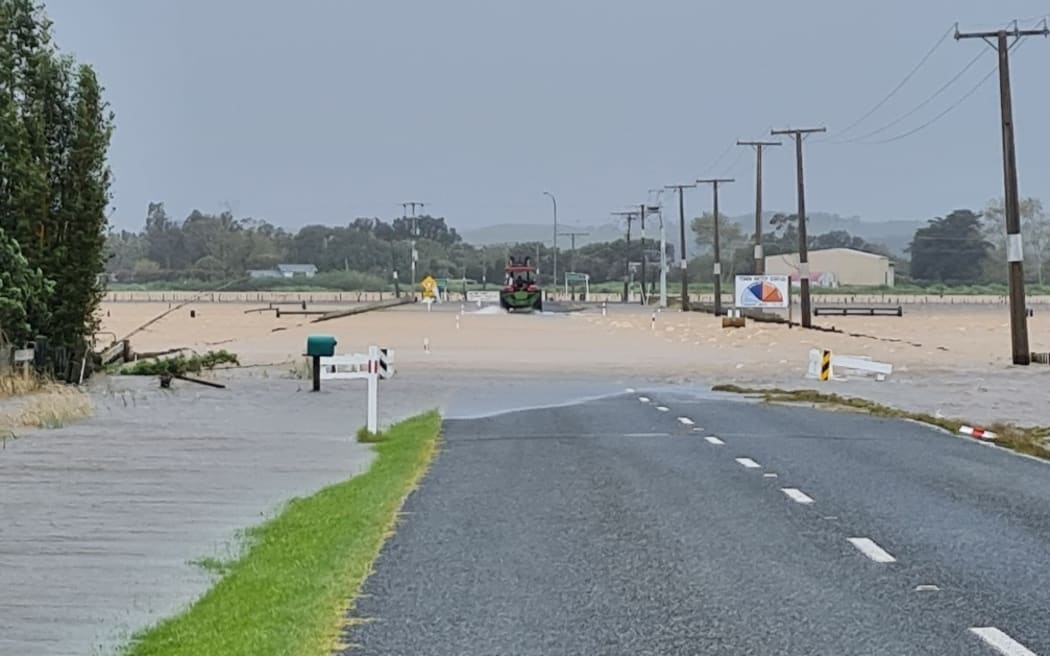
[13,348,34,363]
[734,275,789,309]
[466,290,500,303]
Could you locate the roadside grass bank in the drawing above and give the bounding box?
[121,410,442,656]
[712,384,1050,460]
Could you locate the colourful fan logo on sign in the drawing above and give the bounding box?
[742,281,784,306]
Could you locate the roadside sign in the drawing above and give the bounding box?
[420,275,436,298]
[13,348,34,363]
[735,275,789,309]
[466,291,500,303]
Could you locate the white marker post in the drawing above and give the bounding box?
[366,345,379,434]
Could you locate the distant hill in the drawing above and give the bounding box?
[461,212,922,255]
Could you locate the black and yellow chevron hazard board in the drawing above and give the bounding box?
[819,349,832,382]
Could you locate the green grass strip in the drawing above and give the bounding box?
[122,410,442,656]
[712,384,1050,460]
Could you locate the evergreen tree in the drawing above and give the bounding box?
[0,0,114,366]
[46,64,113,348]
[0,225,52,345]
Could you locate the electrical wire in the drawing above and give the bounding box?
[700,141,734,174]
[852,36,1026,146]
[830,48,989,144]
[859,67,997,145]
[721,148,747,176]
[833,24,956,138]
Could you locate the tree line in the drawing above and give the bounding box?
[107,202,904,290]
[0,0,113,376]
[908,198,1050,285]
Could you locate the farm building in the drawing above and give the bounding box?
[764,248,895,288]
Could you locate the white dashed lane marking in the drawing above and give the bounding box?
[781,488,815,504]
[625,388,636,393]
[847,537,896,563]
[677,417,695,426]
[735,458,761,469]
[763,473,779,478]
[638,397,650,403]
[969,627,1038,656]
[656,406,670,412]
[704,436,725,446]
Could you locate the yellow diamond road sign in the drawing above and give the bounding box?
[421,275,436,298]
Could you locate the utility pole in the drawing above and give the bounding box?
[557,230,588,272]
[956,22,1047,365]
[543,192,558,288]
[696,178,734,316]
[558,229,588,299]
[612,210,640,302]
[770,127,825,328]
[737,140,782,274]
[639,203,648,305]
[403,201,425,292]
[664,183,696,310]
[648,189,668,308]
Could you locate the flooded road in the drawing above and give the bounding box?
[0,368,647,655]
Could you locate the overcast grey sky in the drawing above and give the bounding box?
[46,1,1050,232]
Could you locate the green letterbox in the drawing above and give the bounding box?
[305,335,337,358]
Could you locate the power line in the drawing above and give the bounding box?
[864,66,997,144]
[853,37,1027,145]
[834,24,956,138]
[701,142,735,174]
[830,48,989,144]
[721,148,747,176]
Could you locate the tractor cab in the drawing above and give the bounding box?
[503,257,538,292]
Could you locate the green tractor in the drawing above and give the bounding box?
[499,256,543,312]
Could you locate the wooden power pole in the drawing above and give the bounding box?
[557,230,588,273]
[737,140,782,274]
[695,178,734,316]
[956,21,1047,365]
[612,210,640,302]
[665,183,697,310]
[770,127,825,328]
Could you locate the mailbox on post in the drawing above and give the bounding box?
[305,335,337,391]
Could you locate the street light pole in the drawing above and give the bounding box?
[543,191,558,289]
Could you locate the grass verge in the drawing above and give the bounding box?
[121,410,442,656]
[712,384,1050,460]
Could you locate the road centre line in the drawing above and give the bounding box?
[969,627,1038,656]
[781,488,815,504]
[735,458,761,469]
[847,537,896,563]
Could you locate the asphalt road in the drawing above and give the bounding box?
[342,390,1050,655]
